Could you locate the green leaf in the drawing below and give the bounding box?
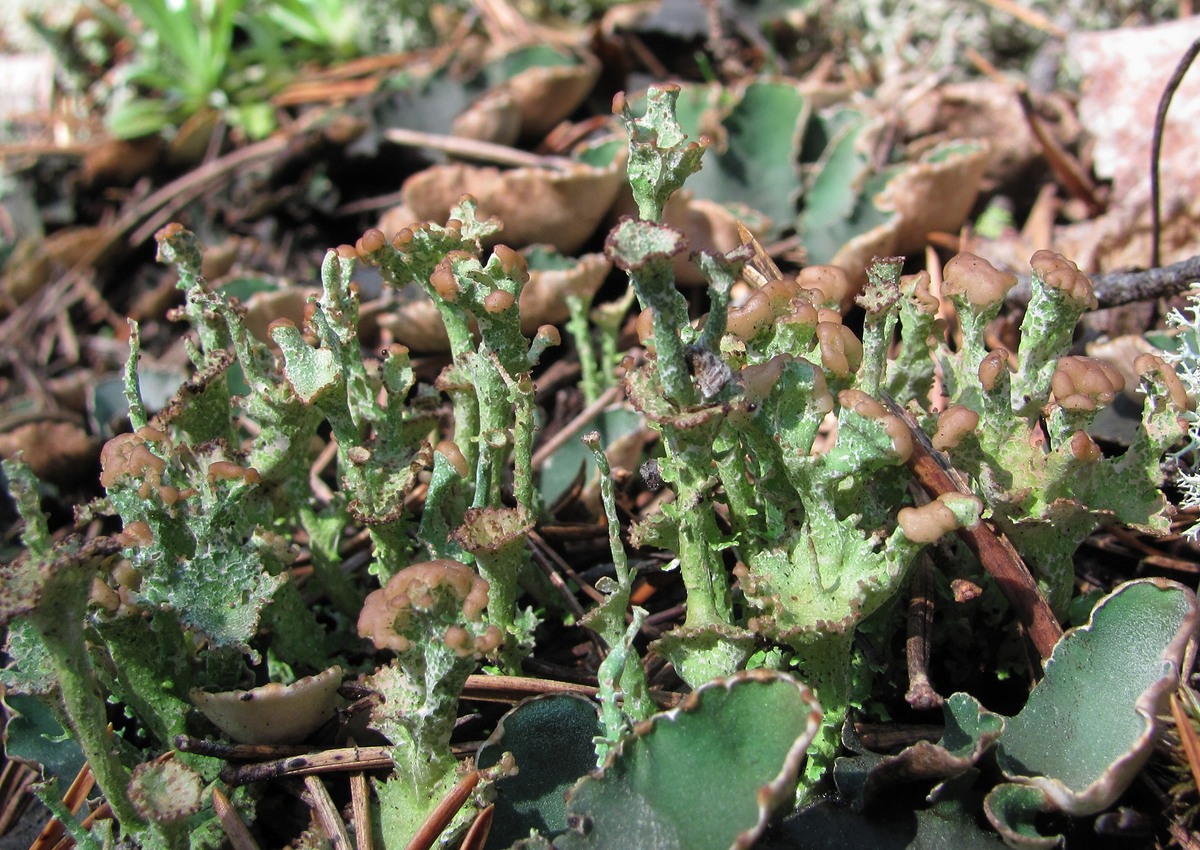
[553,670,822,850]
[106,97,173,140]
[1,693,85,782]
[985,578,1197,845]
[672,79,809,240]
[476,694,601,849]
[539,408,643,507]
[798,112,895,265]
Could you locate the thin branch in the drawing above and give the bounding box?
[351,768,374,850]
[905,558,944,710]
[404,770,479,850]
[221,746,395,786]
[212,787,262,850]
[1152,37,1200,269]
[882,394,1063,662]
[530,383,625,471]
[304,776,353,850]
[383,127,575,170]
[1004,253,1200,308]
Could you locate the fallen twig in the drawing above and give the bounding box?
[883,394,1063,663]
[1004,253,1200,308]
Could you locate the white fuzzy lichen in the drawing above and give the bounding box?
[1165,292,1200,537]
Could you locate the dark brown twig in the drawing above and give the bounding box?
[1004,253,1200,308]
[882,394,1063,662]
[1151,37,1200,269]
[1014,85,1103,217]
[173,735,311,760]
[221,746,395,786]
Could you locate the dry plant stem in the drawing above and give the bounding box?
[212,787,261,850]
[905,558,944,710]
[459,805,494,850]
[1151,37,1200,268]
[461,673,680,708]
[29,764,94,850]
[1014,86,1103,217]
[221,746,395,786]
[351,770,374,850]
[0,115,326,351]
[976,0,1068,37]
[404,770,479,850]
[527,534,593,621]
[1171,690,1200,794]
[855,723,943,752]
[528,528,605,604]
[305,776,353,850]
[0,760,36,835]
[883,395,1063,662]
[461,673,601,703]
[530,383,626,471]
[1005,253,1200,308]
[173,735,311,760]
[383,128,575,170]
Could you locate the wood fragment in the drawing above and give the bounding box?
[212,787,262,850]
[351,769,373,850]
[881,394,1063,662]
[905,558,944,710]
[404,770,479,850]
[304,776,353,850]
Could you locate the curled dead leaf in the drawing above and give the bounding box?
[831,140,989,290]
[0,420,98,487]
[503,52,601,139]
[453,89,522,147]
[401,148,626,254]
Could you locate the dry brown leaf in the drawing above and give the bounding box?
[902,81,1079,189]
[503,54,601,139]
[401,151,626,253]
[0,420,98,486]
[452,90,522,147]
[831,141,990,290]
